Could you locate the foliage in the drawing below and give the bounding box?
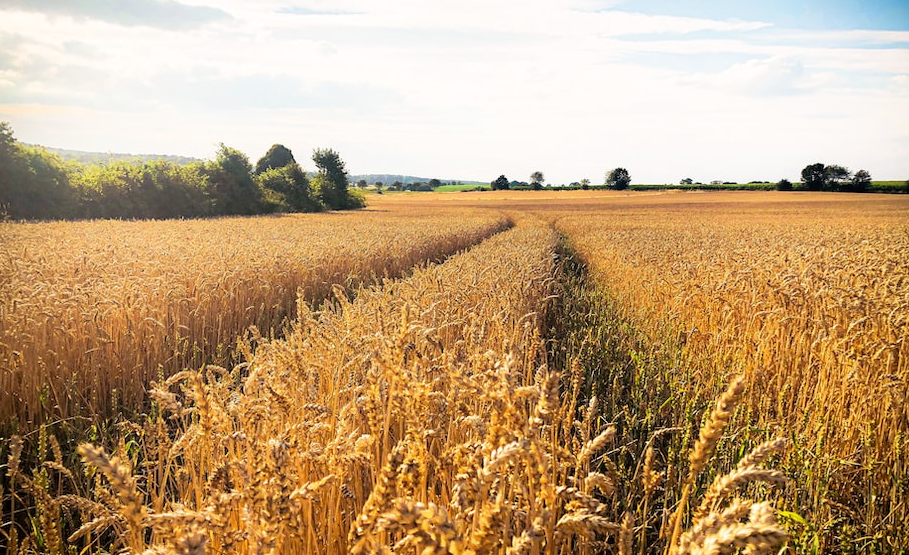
[801,163,827,191]
[74,159,211,219]
[202,144,263,215]
[0,122,76,219]
[800,162,865,191]
[491,174,510,190]
[254,144,296,175]
[312,148,363,209]
[530,170,544,190]
[606,167,631,190]
[0,122,361,220]
[846,169,872,192]
[35,144,200,165]
[824,164,851,190]
[257,162,321,212]
[776,178,793,191]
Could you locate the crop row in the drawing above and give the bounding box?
[555,196,909,549]
[0,209,510,429]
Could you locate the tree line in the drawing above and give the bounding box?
[0,122,364,221]
[790,163,874,192]
[491,168,632,191]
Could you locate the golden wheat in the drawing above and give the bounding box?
[5,190,896,553]
[0,208,509,428]
[551,190,909,546]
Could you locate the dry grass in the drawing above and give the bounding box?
[0,208,509,429]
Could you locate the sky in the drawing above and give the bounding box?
[0,0,907,184]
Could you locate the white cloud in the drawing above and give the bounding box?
[0,0,230,29]
[0,1,907,182]
[714,56,806,95]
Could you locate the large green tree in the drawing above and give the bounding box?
[491,175,509,190]
[530,171,544,190]
[0,122,76,219]
[800,163,826,191]
[204,144,263,215]
[257,162,320,212]
[824,165,851,190]
[255,144,296,175]
[311,148,363,210]
[606,167,631,190]
[801,163,858,191]
[848,169,872,192]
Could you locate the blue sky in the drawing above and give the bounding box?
[0,0,907,184]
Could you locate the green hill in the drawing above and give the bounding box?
[26,144,201,165]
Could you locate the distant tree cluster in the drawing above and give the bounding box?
[0,122,363,220]
[491,175,510,190]
[606,168,631,190]
[530,171,544,190]
[799,163,872,192]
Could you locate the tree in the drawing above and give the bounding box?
[0,122,77,219]
[203,144,263,215]
[580,179,590,190]
[606,167,631,190]
[357,179,367,189]
[257,162,320,212]
[530,171,544,190]
[824,165,851,190]
[680,177,693,185]
[312,148,363,209]
[776,178,793,191]
[429,178,442,189]
[255,144,295,175]
[800,163,826,191]
[849,169,872,192]
[491,175,509,190]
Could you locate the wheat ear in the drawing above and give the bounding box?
[667,375,746,555]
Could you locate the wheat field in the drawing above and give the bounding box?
[0,209,509,429]
[3,190,907,554]
[548,192,909,549]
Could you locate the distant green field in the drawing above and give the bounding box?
[369,181,906,194]
[870,181,908,192]
[627,181,907,193]
[434,184,491,192]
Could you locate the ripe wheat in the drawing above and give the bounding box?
[0,208,510,428]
